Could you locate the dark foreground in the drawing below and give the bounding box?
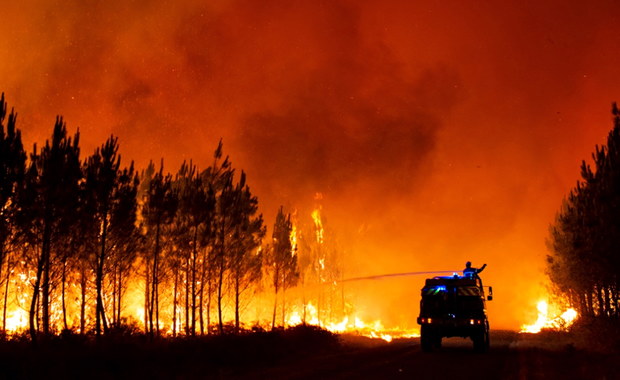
[253,330,619,380]
[0,328,617,379]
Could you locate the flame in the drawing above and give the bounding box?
[4,308,28,331]
[290,221,298,256]
[0,260,421,341]
[286,302,418,342]
[311,209,324,244]
[520,300,578,333]
[0,201,420,340]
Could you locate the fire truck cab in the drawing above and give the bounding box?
[417,274,492,352]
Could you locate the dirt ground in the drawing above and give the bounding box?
[232,330,619,380]
[1,329,618,379]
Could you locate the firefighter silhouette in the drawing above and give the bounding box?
[463,261,486,279]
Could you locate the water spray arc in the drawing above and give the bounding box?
[337,270,459,283]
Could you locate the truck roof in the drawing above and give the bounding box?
[424,275,479,287]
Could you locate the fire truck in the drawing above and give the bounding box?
[417,274,493,352]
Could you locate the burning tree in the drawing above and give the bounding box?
[103,162,140,329]
[310,206,342,325]
[83,136,140,336]
[171,160,214,336]
[20,118,81,341]
[213,170,265,334]
[0,94,25,331]
[227,172,265,333]
[0,98,397,341]
[141,161,178,337]
[268,206,299,329]
[197,141,232,334]
[0,99,278,338]
[293,200,344,327]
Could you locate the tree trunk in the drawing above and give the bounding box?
[217,222,225,335]
[281,287,286,328]
[206,275,212,335]
[30,241,45,343]
[198,250,206,335]
[272,273,279,330]
[155,268,160,336]
[80,265,87,334]
[117,267,123,325]
[217,254,225,334]
[3,252,11,331]
[235,272,240,333]
[111,265,117,327]
[272,291,278,330]
[191,225,198,336]
[61,259,68,331]
[0,245,4,295]
[145,258,151,334]
[172,267,178,337]
[41,228,51,336]
[150,222,161,337]
[96,214,108,337]
[185,254,190,335]
[153,223,159,335]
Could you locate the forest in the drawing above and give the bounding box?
[0,93,344,343]
[547,104,620,321]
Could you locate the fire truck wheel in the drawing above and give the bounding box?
[484,321,490,349]
[420,326,434,352]
[472,327,489,353]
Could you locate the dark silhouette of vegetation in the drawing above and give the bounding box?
[548,103,620,320]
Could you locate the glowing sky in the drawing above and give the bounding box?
[1,0,619,329]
